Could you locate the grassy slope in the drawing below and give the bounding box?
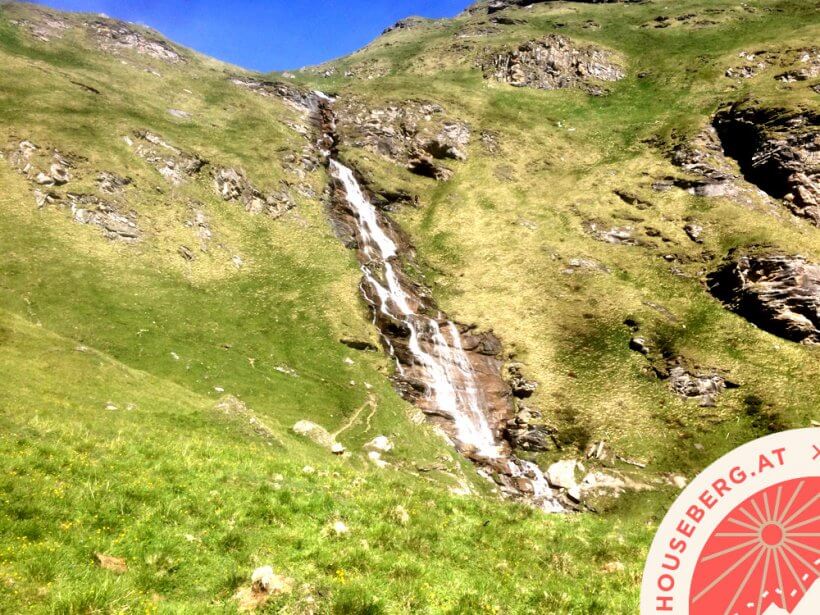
[297,0,820,472]
[0,0,817,613]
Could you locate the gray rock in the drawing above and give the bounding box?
[89,19,184,63]
[707,253,820,344]
[507,365,537,398]
[128,131,205,185]
[546,459,583,490]
[713,104,819,226]
[97,172,132,194]
[586,222,637,245]
[67,193,140,242]
[667,365,726,407]
[629,337,650,355]
[482,35,625,95]
[292,420,335,449]
[684,223,703,243]
[213,167,294,218]
[229,76,319,115]
[336,98,467,180]
[363,435,394,453]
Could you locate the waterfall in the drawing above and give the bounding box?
[316,94,565,512]
[329,160,499,457]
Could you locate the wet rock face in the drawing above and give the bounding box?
[88,20,184,63]
[326,162,513,443]
[712,105,819,225]
[504,406,555,452]
[707,253,820,345]
[335,99,469,180]
[482,35,625,95]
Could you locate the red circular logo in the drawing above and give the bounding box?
[641,429,820,614]
[690,477,819,614]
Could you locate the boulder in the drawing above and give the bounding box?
[506,423,554,452]
[684,223,704,243]
[292,420,335,448]
[629,336,650,355]
[367,450,389,468]
[364,435,394,453]
[586,222,638,245]
[546,459,583,490]
[235,566,293,611]
[506,365,537,398]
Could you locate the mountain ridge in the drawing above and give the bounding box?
[0,0,817,611]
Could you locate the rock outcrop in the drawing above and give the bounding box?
[482,35,625,95]
[504,406,556,452]
[585,222,638,245]
[724,48,820,82]
[213,167,294,218]
[670,126,740,199]
[465,0,629,15]
[712,104,819,226]
[707,253,820,345]
[8,11,70,42]
[626,325,735,406]
[126,131,206,185]
[229,77,320,115]
[335,99,470,180]
[96,172,132,194]
[66,193,140,242]
[88,19,185,63]
[7,139,73,187]
[292,420,336,449]
[382,16,433,35]
[666,364,727,408]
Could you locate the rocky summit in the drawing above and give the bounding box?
[0,0,818,612]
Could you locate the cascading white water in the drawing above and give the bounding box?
[316,94,564,511]
[329,160,499,457]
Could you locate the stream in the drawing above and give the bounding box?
[315,93,565,512]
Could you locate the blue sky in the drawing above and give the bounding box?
[33,0,472,71]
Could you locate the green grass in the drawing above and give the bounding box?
[0,0,819,612]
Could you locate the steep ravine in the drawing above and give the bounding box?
[313,94,568,512]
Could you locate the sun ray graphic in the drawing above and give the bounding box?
[690,477,820,614]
